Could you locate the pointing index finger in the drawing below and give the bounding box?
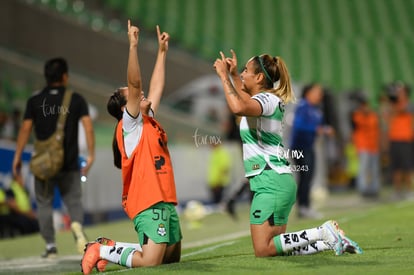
[156,25,161,38]
[230,49,237,60]
[220,51,226,61]
[128,19,131,31]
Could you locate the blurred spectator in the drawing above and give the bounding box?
[350,95,380,198]
[386,83,414,199]
[1,108,22,140]
[0,175,39,238]
[377,91,393,185]
[207,143,232,207]
[290,83,333,219]
[344,140,359,189]
[3,108,21,140]
[5,174,39,235]
[0,184,13,238]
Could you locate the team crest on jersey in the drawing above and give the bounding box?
[157,223,167,236]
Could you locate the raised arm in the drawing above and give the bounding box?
[126,20,142,118]
[214,51,262,116]
[147,25,170,115]
[226,49,243,93]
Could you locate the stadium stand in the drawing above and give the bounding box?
[97,0,413,99]
[1,0,413,144]
[3,0,413,106]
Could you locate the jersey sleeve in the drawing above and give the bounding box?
[123,109,143,133]
[251,93,281,116]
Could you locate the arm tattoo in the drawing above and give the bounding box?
[224,79,241,99]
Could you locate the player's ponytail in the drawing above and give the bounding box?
[274,56,295,103]
[255,55,295,104]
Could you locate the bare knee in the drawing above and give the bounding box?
[254,249,276,257]
[254,249,270,257]
[250,223,284,257]
[132,258,162,267]
[131,251,164,267]
[253,244,277,257]
[139,262,158,267]
[133,257,163,267]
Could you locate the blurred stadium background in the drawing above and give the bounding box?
[0,0,413,224]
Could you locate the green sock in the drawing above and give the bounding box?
[119,247,135,267]
[101,245,136,267]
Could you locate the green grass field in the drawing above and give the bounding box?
[1,192,413,275]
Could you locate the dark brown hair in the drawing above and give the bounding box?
[107,88,127,169]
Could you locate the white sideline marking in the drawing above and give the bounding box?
[183,230,250,249]
[182,241,235,258]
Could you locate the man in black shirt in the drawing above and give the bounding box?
[12,57,95,258]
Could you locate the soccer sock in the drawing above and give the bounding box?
[274,227,323,255]
[100,244,137,267]
[289,241,331,255]
[114,242,142,252]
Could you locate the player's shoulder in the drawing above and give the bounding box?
[252,91,281,103]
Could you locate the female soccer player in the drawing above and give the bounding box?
[81,21,182,274]
[213,50,361,257]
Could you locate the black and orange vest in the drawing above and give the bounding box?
[116,115,177,219]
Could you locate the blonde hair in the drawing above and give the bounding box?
[254,55,296,103]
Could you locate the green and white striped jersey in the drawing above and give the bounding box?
[240,92,291,177]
